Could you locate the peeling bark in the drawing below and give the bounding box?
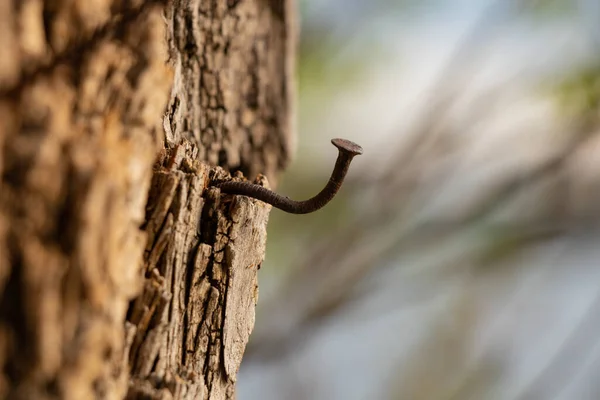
[127,144,270,399]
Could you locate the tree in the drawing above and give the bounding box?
[0,0,295,398]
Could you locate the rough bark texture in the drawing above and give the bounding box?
[123,1,295,398]
[0,1,171,398]
[0,0,295,399]
[127,145,270,399]
[164,0,295,186]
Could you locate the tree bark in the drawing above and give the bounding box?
[0,0,295,399]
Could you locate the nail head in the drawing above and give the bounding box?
[331,138,363,156]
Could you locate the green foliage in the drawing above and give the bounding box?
[553,64,600,118]
[524,0,577,17]
[475,224,561,265]
[297,41,374,95]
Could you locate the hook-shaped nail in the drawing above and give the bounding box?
[213,138,363,214]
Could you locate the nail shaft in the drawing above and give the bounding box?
[214,138,363,214]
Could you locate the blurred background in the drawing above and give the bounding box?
[238,0,600,399]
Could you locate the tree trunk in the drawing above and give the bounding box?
[0,1,295,399]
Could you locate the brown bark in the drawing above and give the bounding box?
[164,0,295,185]
[0,0,295,399]
[127,148,272,399]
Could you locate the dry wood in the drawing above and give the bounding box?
[127,144,270,399]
